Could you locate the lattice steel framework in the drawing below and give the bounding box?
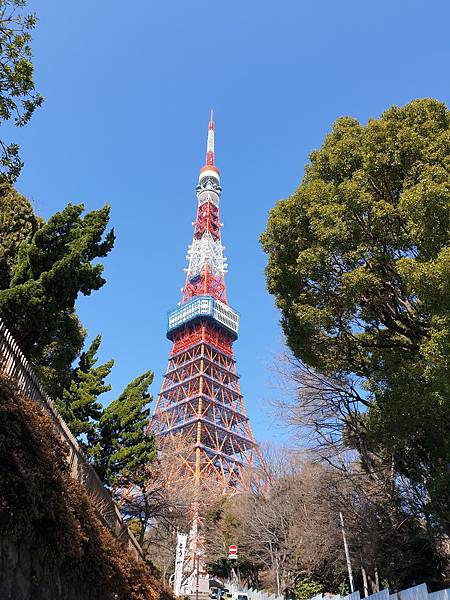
[148,112,259,490]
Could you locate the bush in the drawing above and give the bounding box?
[293,576,323,600]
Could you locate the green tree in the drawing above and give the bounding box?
[93,370,157,488]
[92,371,158,545]
[0,184,39,287]
[0,0,43,181]
[0,198,114,396]
[56,335,114,447]
[261,99,450,530]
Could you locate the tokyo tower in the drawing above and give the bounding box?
[148,112,259,592]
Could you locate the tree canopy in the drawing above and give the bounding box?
[0,189,114,396]
[0,0,43,181]
[0,184,39,287]
[205,452,445,595]
[93,370,157,488]
[261,99,450,531]
[56,335,114,447]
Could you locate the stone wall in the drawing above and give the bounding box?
[0,331,171,600]
[0,538,99,600]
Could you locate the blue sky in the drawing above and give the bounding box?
[15,0,450,446]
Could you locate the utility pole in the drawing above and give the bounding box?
[340,512,355,593]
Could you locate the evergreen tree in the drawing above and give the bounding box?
[0,184,40,288]
[0,195,114,397]
[93,370,157,488]
[57,335,114,447]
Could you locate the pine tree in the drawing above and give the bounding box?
[0,198,114,397]
[57,335,114,447]
[93,370,157,488]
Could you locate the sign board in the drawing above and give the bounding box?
[228,544,238,559]
[174,532,188,596]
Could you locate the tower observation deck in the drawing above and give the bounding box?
[148,112,259,490]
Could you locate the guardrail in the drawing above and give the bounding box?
[0,318,144,562]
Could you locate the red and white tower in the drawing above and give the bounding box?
[149,113,259,593]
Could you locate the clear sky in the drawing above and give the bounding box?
[15,0,450,446]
